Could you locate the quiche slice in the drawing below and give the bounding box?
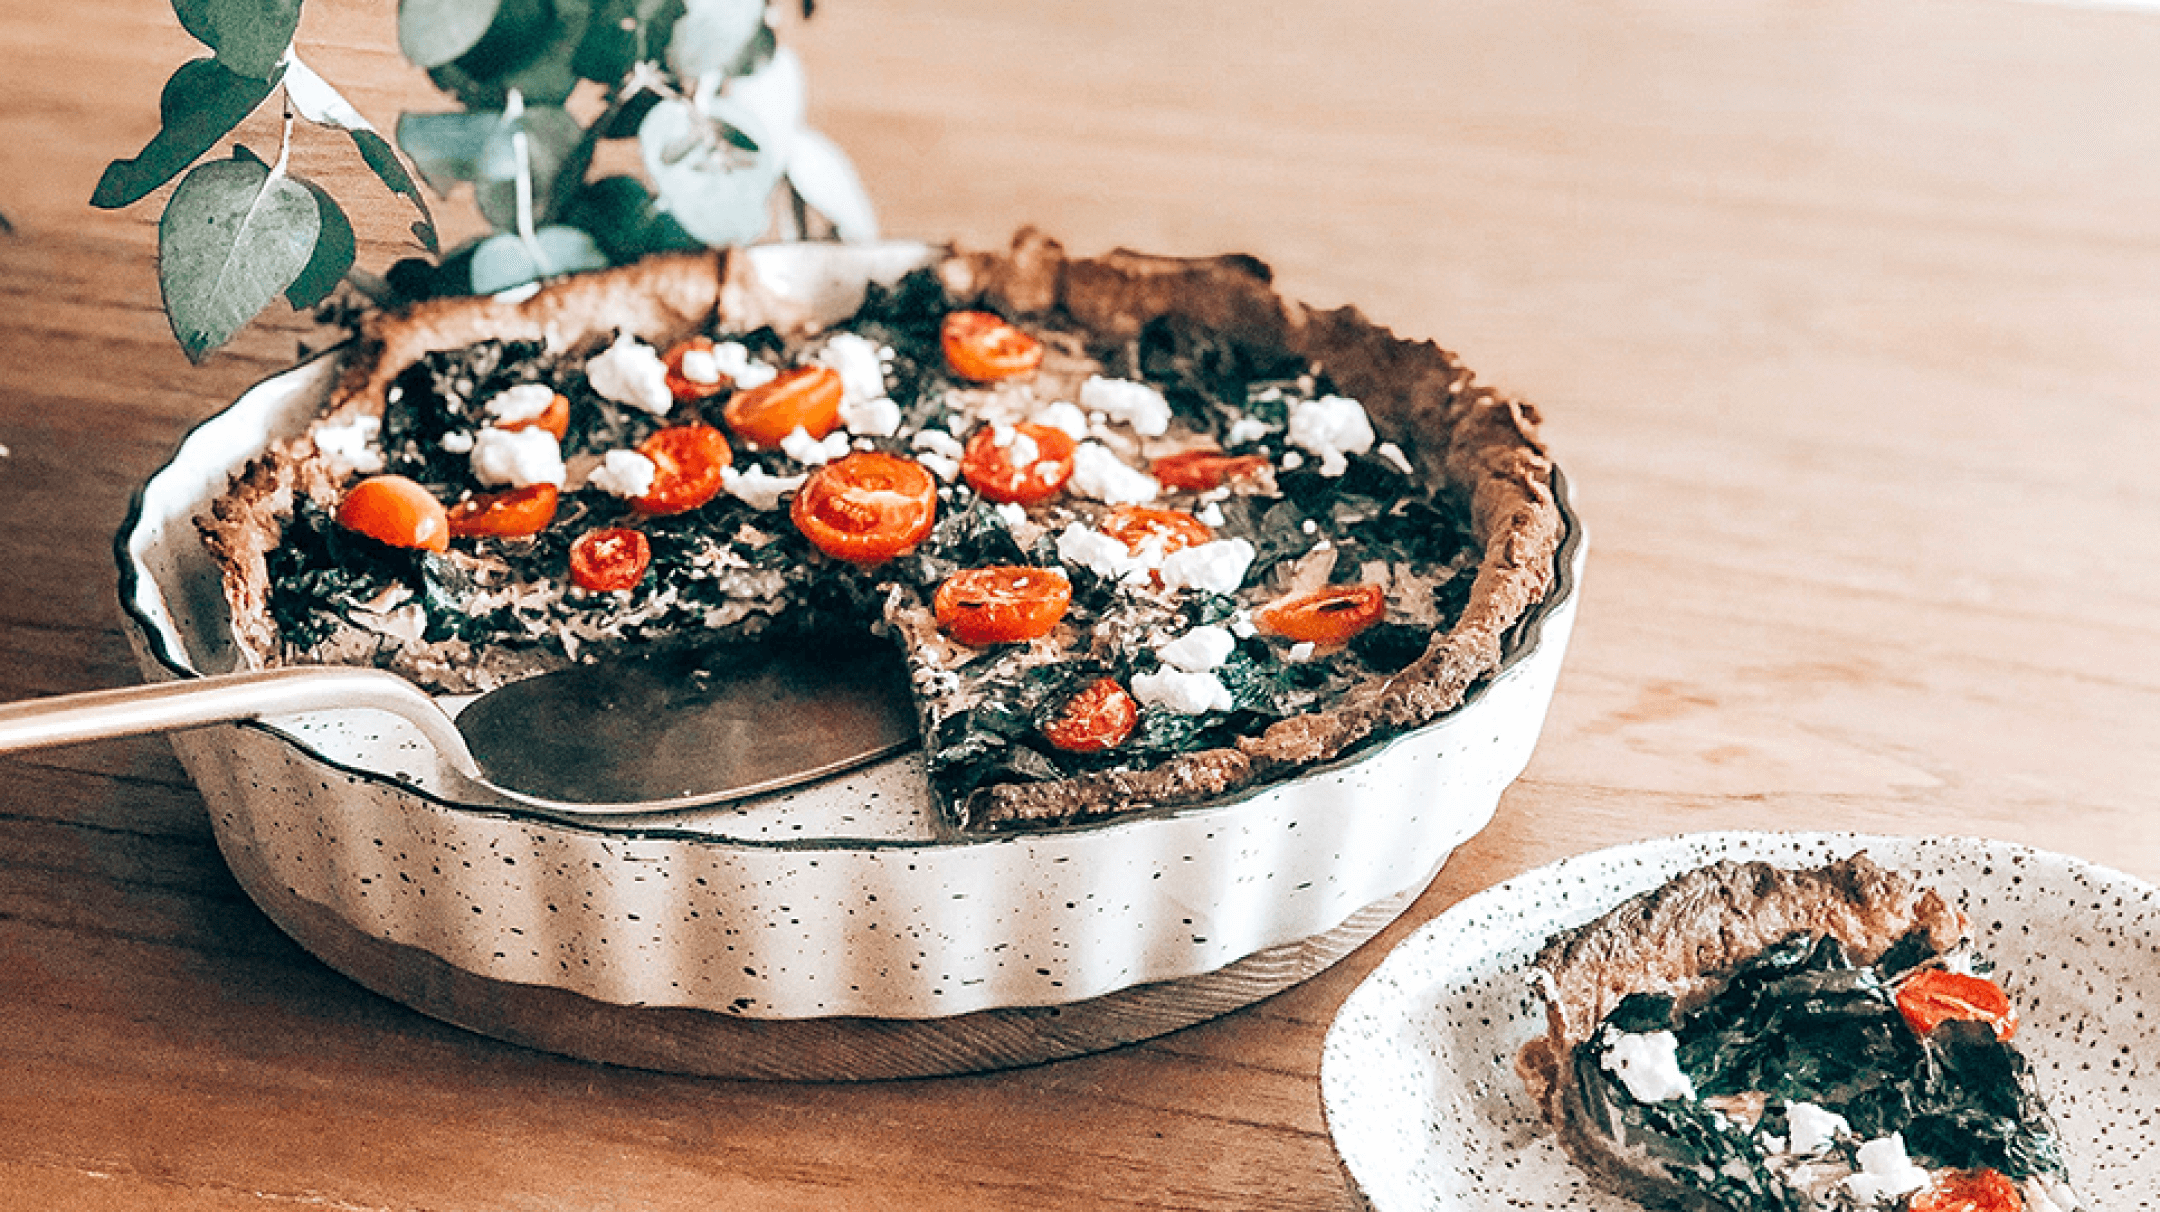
[199,229,1562,830]
[1517,854,2087,1212]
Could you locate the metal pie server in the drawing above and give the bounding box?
[0,635,919,816]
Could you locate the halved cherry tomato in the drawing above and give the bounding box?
[568,527,651,592]
[1151,450,1268,492]
[496,392,570,442]
[941,310,1043,382]
[722,365,844,447]
[1908,1169,2024,1212]
[961,421,1077,504]
[630,424,732,516]
[791,450,939,564]
[1895,969,2019,1042]
[1100,506,1213,560]
[663,336,727,406]
[446,483,559,538]
[934,566,1073,646]
[335,474,449,552]
[1258,584,1387,645]
[1041,677,1139,753]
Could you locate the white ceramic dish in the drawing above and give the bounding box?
[116,241,1584,1075]
[1321,830,2158,1210]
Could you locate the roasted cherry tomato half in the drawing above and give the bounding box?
[934,565,1073,647]
[941,310,1043,382]
[722,365,844,447]
[1258,584,1387,645]
[1908,1169,2025,1212]
[630,424,732,516]
[960,421,1077,504]
[568,527,652,592]
[1041,676,1139,753]
[791,450,939,564]
[663,336,727,406]
[496,392,570,441]
[1100,506,1214,560]
[335,474,449,552]
[1151,449,1268,492]
[446,482,559,538]
[1895,968,2019,1041]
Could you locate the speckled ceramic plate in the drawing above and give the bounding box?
[1320,831,2158,1210]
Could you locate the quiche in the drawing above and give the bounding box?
[198,229,1562,830]
[1517,854,2087,1212]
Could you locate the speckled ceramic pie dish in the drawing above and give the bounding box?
[116,240,1584,1077]
[1320,831,2156,1210]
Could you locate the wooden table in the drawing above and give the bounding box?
[3,0,2157,1206]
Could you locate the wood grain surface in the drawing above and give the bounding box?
[2,0,2158,1207]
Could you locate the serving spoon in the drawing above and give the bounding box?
[0,635,919,817]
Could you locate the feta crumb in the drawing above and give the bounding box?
[1131,667,1233,715]
[780,426,850,466]
[469,426,565,488]
[1230,612,1257,639]
[1195,501,1226,527]
[1287,641,1316,663]
[1158,538,1256,594]
[485,382,558,425]
[991,424,1041,468]
[1301,518,1320,535]
[1157,625,1235,672]
[1783,1101,1848,1156]
[994,501,1028,528]
[1842,1134,1931,1205]
[677,346,722,385]
[813,331,887,403]
[1375,440,1415,476]
[1225,414,1275,447]
[1032,400,1090,440]
[440,431,475,454]
[1600,1031,1696,1103]
[1079,375,1172,437]
[840,394,901,437]
[710,341,777,389]
[588,449,657,499]
[911,428,965,460]
[310,414,384,473]
[585,333,674,416]
[1056,523,1142,581]
[1281,449,1305,471]
[1286,394,1377,476]
[1069,441,1160,505]
[722,465,806,511]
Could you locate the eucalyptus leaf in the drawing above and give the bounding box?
[639,95,781,246]
[398,0,504,69]
[158,149,321,362]
[475,104,583,230]
[282,55,439,252]
[573,0,683,84]
[285,177,356,310]
[396,110,497,194]
[91,58,280,210]
[562,174,700,262]
[469,225,608,294]
[666,0,763,81]
[785,127,876,240]
[725,45,804,164]
[426,0,591,108]
[352,130,442,253]
[170,0,302,79]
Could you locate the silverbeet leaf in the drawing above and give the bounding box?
[91,58,280,210]
[171,0,302,79]
[158,149,320,362]
[285,177,355,310]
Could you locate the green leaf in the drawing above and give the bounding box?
[352,130,442,253]
[91,58,280,209]
[475,104,583,230]
[425,0,592,108]
[285,177,356,310]
[468,225,608,294]
[280,55,441,254]
[638,94,781,246]
[171,0,302,79]
[572,0,683,84]
[396,110,497,194]
[397,0,505,69]
[561,174,700,262]
[157,147,320,362]
[785,127,876,240]
[666,0,763,81]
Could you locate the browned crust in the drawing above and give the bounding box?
[952,230,1561,828]
[194,440,340,669]
[1514,854,1968,1207]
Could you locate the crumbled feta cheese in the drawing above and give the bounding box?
[780,426,850,466]
[1195,501,1226,527]
[440,431,475,454]
[710,341,777,389]
[994,502,1028,528]
[1033,401,1090,440]
[588,449,657,499]
[485,382,558,425]
[1287,394,1377,476]
[1070,441,1160,505]
[585,333,673,416]
[1056,523,1142,581]
[677,346,722,385]
[1230,612,1257,639]
[1281,449,1305,471]
[813,332,886,403]
[469,426,565,488]
[1600,1031,1696,1103]
[1131,667,1233,715]
[722,465,806,511]
[1158,538,1256,594]
[840,394,901,437]
[1157,625,1235,672]
[911,428,965,460]
[310,414,384,473]
[1841,1135,1931,1205]
[1783,1101,1848,1156]
[1375,440,1415,476]
[1079,375,1172,437]
[1225,414,1275,446]
[991,424,1041,468]
[1287,641,1316,663]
